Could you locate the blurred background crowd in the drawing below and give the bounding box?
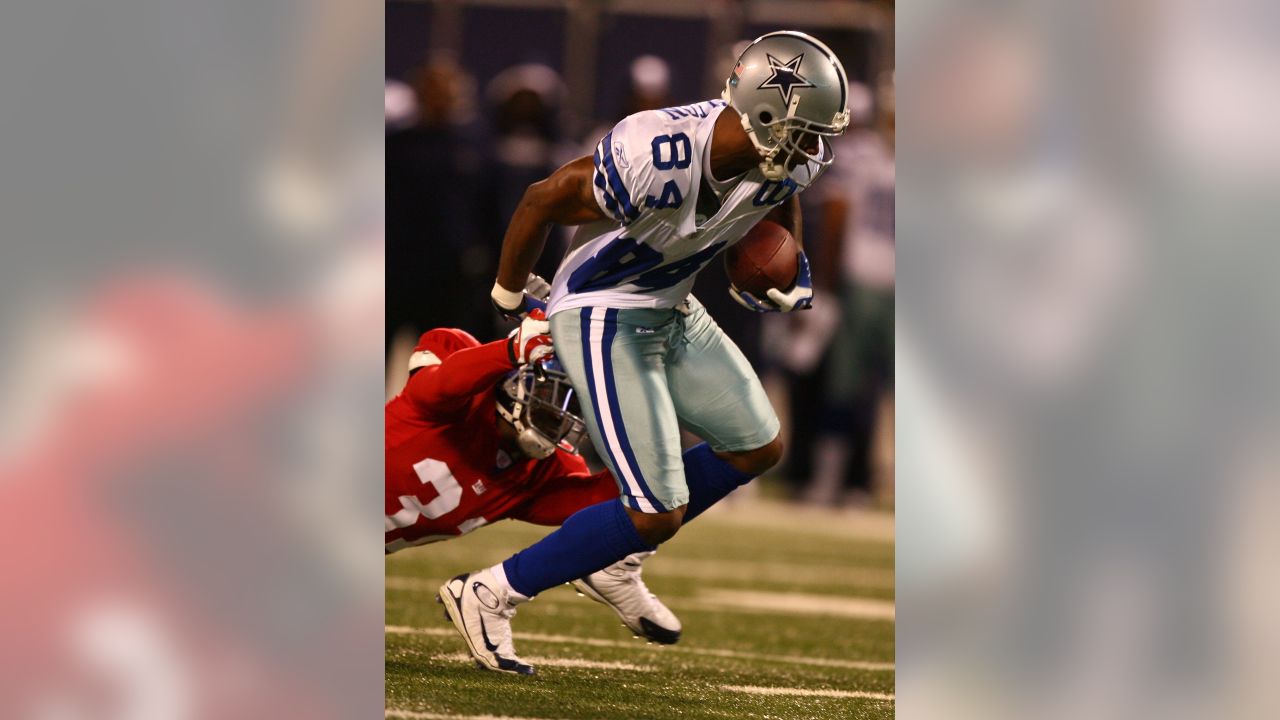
[386,0,896,509]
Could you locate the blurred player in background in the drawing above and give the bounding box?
[386,303,681,673]
[439,31,851,674]
[803,76,896,506]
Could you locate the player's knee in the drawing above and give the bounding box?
[721,435,784,476]
[625,506,685,546]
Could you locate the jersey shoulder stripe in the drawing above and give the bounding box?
[594,130,639,223]
[592,143,625,223]
[588,104,722,229]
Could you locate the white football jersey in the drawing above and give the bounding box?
[547,100,827,314]
[825,129,895,289]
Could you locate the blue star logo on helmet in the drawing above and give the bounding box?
[756,53,816,105]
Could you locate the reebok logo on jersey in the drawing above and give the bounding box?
[613,141,629,168]
[635,327,656,334]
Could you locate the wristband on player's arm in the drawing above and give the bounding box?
[491,281,548,320]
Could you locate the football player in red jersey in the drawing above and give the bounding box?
[385,313,681,670]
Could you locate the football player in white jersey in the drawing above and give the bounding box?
[438,31,851,674]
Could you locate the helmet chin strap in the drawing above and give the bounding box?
[723,83,784,180]
[725,93,812,182]
[516,428,557,459]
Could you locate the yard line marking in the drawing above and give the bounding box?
[386,576,447,591]
[386,626,893,672]
[693,497,895,542]
[386,711,566,720]
[388,558,894,592]
[641,557,896,589]
[387,574,895,598]
[686,589,896,621]
[428,652,652,671]
[721,685,895,701]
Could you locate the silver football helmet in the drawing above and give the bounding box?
[722,31,851,182]
[497,357,588,459]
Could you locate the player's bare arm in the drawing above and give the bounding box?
[764,194,802,246]
[493,156,607,300]
[707,106,763,179]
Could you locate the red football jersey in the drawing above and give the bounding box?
[385,329,617,553]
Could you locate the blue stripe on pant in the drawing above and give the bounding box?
[578,308,666,513]
[601,309,666,512]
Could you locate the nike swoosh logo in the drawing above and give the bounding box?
[478,615,500,653]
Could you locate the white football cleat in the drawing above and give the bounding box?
[437,569,534,675]
[571,551,682,644]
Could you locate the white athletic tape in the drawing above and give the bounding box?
[490,282,524,310]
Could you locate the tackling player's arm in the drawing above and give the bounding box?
[492,156,609,311]
[402,320,553,416]
[402,340,515,416]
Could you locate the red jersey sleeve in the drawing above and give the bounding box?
[400,338,515,419]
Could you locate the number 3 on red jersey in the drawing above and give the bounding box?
[387,458,476,533]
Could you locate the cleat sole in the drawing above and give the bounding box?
[572,577,681,645]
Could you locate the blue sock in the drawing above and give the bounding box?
[502,498,654,598]
[681,442,755,523]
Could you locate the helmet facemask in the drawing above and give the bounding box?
[721,30,852,185]
[730,92,849,183]
[497,358,588,460]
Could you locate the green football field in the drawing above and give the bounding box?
[386,495,895,719]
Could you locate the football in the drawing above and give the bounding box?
[724,220,800,297]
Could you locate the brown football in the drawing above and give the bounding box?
[724,220,799,297]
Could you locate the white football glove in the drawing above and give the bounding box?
[729,252,815,312]
[507,308,554,365]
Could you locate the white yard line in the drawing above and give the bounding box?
[386,625,893,672]
[428,652,652,671]
[386,576,448,592]
[386,711,565,720]
[684,589,896,621]
[387,578,895,620]
[387,561,895,592]
[694,497,895,543]
[639,556,895,589]
[721,684,895,701]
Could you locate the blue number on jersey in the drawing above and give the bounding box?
[752,178,799,206]
[632,240,727,291]
[651,133,692,170]
[641,134,691,209]
[644,180,683,209]
[567,238,663,293]
[567,238,727,293]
